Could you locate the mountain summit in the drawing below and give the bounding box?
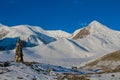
[72,20,110,39]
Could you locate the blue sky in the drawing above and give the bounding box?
[0,0,120,33]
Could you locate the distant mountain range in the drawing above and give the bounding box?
[0,20,120,67]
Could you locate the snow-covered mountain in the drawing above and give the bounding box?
[0,24,71,50]
[72,20,120,55]
[0,20,120,67]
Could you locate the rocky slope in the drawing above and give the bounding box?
[82,50,120,71]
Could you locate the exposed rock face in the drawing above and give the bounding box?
[72,28,90,39]
[15,38,23,62]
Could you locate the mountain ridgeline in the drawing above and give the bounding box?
[0,20,120,56]
[0,20,120,68]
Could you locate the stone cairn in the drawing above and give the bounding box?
[15,38,23,62]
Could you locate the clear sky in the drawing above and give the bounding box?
[0,0,120,33]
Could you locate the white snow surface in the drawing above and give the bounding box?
[0,62,119,80]
[0,62,87,80]
[0,63,53,80]
[0,20,120,67]
[47,30,71,39]
[0,21,120,80]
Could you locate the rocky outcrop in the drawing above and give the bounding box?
[72,28,90,39]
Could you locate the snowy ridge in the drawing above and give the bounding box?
[0,25,64,50]
[47,30,71,39]
[0,20,120,67]
[8,25,56,44]
[0,24,71,50]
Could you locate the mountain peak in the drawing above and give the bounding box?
[87,20,109,30]
[88,20,103,28]
[89,20,100,25]
[72,20,110,39]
